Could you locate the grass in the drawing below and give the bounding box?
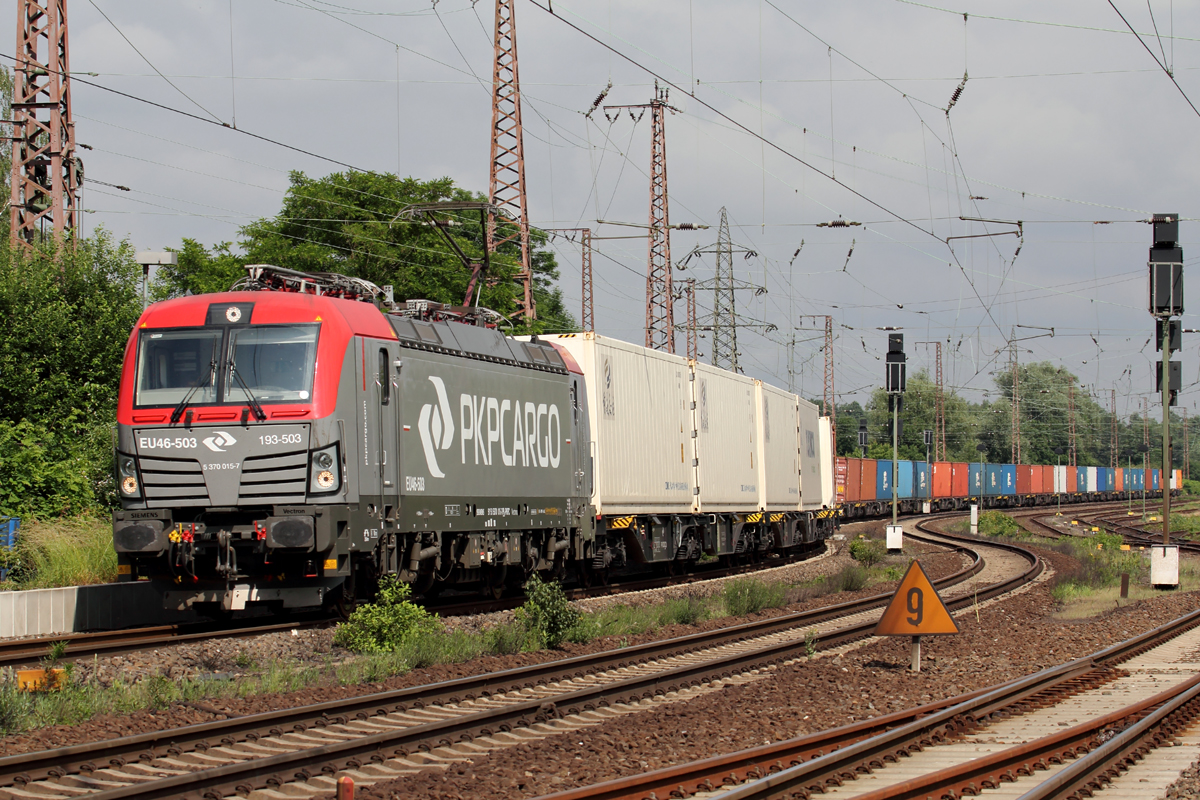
[0,516,117,590]
[1046,530,1148,610]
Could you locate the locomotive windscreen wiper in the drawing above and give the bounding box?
[170,342,219,424]
[228,360,267,421]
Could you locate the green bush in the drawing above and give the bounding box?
[517,574,580,649]
[485,620,532,654]
[0,673,32,734]
[659,595,709,626]
[978,510,1020,538]
[1183,479,1200,497]
[332,576,441,654]
[848,537,887,566]
[722,577,788,617]
[829,564,870,592]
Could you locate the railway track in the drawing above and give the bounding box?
[0,524,1039,800]
[0,542,830,669]
[532,604,1200,800]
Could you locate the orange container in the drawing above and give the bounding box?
[845,458,863,502]
[860,459,878,502]
[1016,465,1034,495]
[1066,468,1078,493]
[1115,468,1124,491]
[950,462,969,497]
[1040,466,1054,494]
[932,462,953,497]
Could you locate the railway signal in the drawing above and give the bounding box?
[1149,212,1183,587]
[885,334,906,551]
[874,560,959,672]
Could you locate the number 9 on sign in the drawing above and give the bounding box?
[906,587,923,626]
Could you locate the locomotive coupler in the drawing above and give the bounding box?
[216,530,239,579]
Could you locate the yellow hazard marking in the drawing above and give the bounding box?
[874,561,960,637]
[117,564,131,575]
[769,512,786,522]
[1121,544,1131,551]
[315,315,322,321]
[608,516,635,530]
[323,559,338,570]
[746,512,764,523]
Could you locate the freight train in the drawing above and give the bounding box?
[112,266,837,615]
[836,457,1178,518]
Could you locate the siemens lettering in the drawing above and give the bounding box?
[459,394,562,469]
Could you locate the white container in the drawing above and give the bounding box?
[817,417,835,509]
[1086,466,1098,492]
[543,333,695,515]
[1053,465,1067,494]
[797,400,826,512]
[755,380,801,511]
[693,363,759,511]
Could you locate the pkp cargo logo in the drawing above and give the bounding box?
[203,431,237,452]
[418,377,455,478]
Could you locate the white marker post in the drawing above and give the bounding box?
[970,504,979,535]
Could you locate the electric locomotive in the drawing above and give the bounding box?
[113,265,835,615]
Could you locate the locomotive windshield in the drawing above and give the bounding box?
[135,329,221,407]
[134,324,319,407]
[226,325,318,402]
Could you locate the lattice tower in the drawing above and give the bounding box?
[486,0,534,323]
[10,0,80,244]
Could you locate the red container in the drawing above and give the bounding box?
[932,462,953,497]
[1016,465,1034,495]
[1115,468,1124,491]
[845,458,863,502]
[950,462,969,498]
[1040,465,1055,494]
[1066,467,1078,494]
[860,459,878,502]
[836,457,848,505]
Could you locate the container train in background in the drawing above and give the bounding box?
[837,456,1178,518]
[112,266,836,615]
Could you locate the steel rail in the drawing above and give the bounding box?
[1015,678,1200,799]
[0,618,335,669]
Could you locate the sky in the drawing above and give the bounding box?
[9,0,1200,427]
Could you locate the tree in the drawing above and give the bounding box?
[156,171,576,333]
[0,230,142,515]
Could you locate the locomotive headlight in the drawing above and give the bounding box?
[119,457,136,477]
[121,475,139,495]
[309,444,341,494]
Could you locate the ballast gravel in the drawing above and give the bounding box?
[352,547,1200,800]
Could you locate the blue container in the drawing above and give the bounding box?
[1076,466,1088,492]
[1105,468,1116,492]
[969,463,983,497]
[876,459,893,500]
[0,517,18,582]
[1153,469,1161,491]
[896,460,914,499]
[915,462,931,498]
[998,462,1017,494]
[985,464,1003,496]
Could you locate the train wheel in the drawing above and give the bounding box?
[334,591,357,619]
